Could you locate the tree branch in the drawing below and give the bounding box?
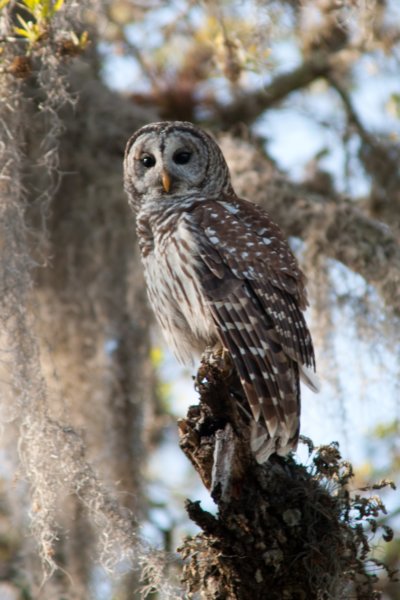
[211,44,363,130]
[267,179,400,316]
[209,40,400,226]
[327,74,400,224]
[212,52,334,128]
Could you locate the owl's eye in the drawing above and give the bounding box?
[140,154,156,168]
[173,151,192,165]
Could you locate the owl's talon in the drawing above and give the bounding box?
[201,345,233,378]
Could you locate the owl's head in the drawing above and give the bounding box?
[124,121,233,211]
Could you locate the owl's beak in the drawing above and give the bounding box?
[161,170,171,193]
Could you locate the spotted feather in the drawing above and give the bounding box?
[187,196,316,460]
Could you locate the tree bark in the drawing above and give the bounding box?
[178,360,391,599]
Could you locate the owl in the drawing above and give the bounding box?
[124,121,319,463]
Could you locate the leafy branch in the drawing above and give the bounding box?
[0,0,89,71]
[13,0,64,44]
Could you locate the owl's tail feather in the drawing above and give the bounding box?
[250,364,319,463]
[300,364,321,393]
[251,421,299,464]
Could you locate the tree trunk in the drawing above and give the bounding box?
[178,359,390,599]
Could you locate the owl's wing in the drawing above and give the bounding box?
[187,195,317,462]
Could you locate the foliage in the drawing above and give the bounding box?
[359,420,400,598]
[14,0,64,44]
[0,0,88,57]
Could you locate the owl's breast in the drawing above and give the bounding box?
[141,216,217,364]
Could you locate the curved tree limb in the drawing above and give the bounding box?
[210,45,366,128]
[327,74,400,224]
[212,51,335,128]
[209,43,400,227]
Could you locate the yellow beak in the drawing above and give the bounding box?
[161,170,171,193]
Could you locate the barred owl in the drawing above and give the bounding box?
[124,121,319,463]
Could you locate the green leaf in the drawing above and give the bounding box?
[14,13,40,42]
[53,0,64,12]
[79,30,89,48]
[21,0,38,11]
[16,12,33,30]
[40,0,50,19]
[70,30,79,45]
[14,25,38,41]
[14,26,32,38]
[387,93,400,119]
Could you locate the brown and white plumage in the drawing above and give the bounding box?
[124,121,318,463]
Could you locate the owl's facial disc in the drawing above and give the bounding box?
[129,129,209,200]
